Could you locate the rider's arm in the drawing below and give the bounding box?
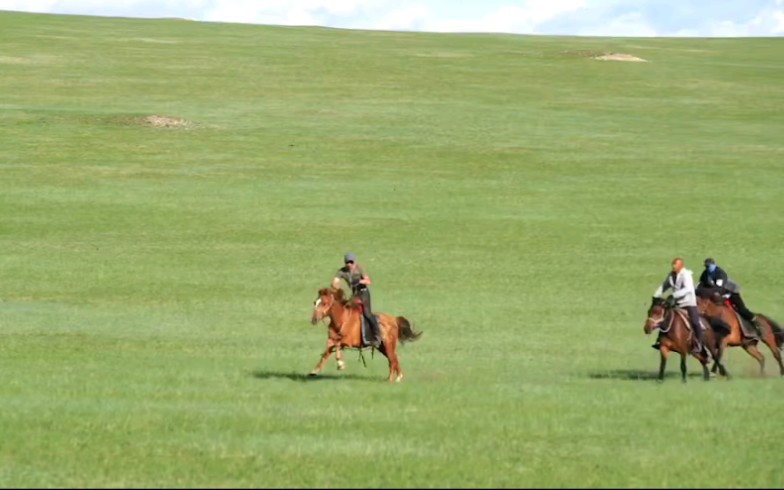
[714,268,728,288]
[653,278,671,298]
[331,269,345,290]
[357,266,371,286]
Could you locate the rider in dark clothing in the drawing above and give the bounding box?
[332,253,382,348]
[699,257,762,335]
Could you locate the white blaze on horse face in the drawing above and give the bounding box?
[314,298,322,308]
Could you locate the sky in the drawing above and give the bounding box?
[1,0,783,37]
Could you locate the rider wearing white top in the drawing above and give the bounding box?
[653,257,705,354]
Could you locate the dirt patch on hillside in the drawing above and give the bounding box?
[142,115,194,129]
[593,53,648,62]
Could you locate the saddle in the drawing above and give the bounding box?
[717,299,758,339]
[669,309,710,353]
[733,310,759,339]
[668,309,705,333]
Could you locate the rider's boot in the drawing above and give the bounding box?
[692,327,705,355]
[367,314,382,348]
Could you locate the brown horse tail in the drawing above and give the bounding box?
[760,314,784,350]
[396,316,422,344]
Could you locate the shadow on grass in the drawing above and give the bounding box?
[250,370,378,383]
[588,369,710,381]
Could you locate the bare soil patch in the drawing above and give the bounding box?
[142,115,194,129]
[592,53,648,62]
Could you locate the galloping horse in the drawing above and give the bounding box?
[310,288,422,382]
[696,286,784,376]
[643,298,725,382]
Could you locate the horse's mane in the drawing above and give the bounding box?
[325,288,360,310]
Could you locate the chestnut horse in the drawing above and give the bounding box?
[695,287,784,377]
[644,298,725,382]
[310,288,422,382]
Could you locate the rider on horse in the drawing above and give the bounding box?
[332,253,382,348]
[699,257,763,335]
[652,257,706,355]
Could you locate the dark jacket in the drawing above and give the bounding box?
[698,265,740,294]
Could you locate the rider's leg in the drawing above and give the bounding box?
[687,306,705,354]
[359,289,381,347]
[730,293,762,335]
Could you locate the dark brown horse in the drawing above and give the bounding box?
[310,288,422,382]
[696,287,784,376]
[643,298,725,382]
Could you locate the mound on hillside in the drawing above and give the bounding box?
[143,115,193,128]
[593,53,648,62]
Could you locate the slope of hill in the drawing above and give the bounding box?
[1,10,783,488]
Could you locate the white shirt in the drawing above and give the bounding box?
[654,268,697,308]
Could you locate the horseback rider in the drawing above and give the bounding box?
[331,253,382,348]
[652,257,706,355]
[699,257,763,335]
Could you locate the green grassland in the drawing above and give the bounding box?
[1,10,783,488]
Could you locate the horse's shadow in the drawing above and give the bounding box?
[588,369,708,381]
[250,369,377,383]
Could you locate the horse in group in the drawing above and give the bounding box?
[310,288,422,382]
[695,286,784,377]
[643,297,727,382]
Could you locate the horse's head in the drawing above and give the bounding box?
[311,288,336,325]
[644,297,667,335]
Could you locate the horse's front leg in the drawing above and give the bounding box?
[658,346,670,382]
[335,347,345,371]
[310,341,336,376]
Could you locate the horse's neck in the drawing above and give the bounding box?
[663,308,680,332]
[718,305,739,324]
[328,302,352,332]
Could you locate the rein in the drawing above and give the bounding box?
[648,309,676,334]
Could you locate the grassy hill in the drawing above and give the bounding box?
[1,10,783,488]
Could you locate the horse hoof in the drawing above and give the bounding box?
[395,375,403,383]
[337,361,346,371]
[308,372,319,377]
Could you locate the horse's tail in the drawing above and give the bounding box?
[760,314,784,350]
[396,316,422,344]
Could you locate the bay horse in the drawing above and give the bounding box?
[643,298,725,382]
[310,288,422,382]
[695,286,784,377]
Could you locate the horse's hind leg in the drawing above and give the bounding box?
[379,339,402,383]
[716,339,730,378]
[694,353,710,381]
[742,343,765,377]
[680,354,687,383]
[761,329,784,376]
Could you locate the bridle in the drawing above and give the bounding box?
[646,304,668,330]
[313,296,332,323]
